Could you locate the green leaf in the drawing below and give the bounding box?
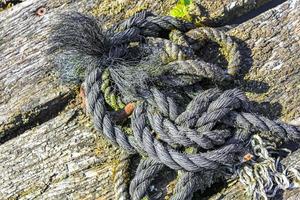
[170,4,186,18]
[170,0,192,21]
[179,0,191,6]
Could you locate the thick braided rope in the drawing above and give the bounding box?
[170,171,221,200]
[83,47,246,170]
[81,11,300,172]
[106,10,196,53]
[86,69,245,172]
[167,27,242,77]
[132,103,245,172]
[110,11,195,39]
[226,112,300,142]
[84,67,137,153]
[129,158,165,200]
[172,172,202,200]
[100,69,126,111]
[114,152,131,200]
[147,88,249,148]
[50,11,300,199]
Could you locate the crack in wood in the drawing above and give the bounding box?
[0,91,75,144]
[225,0,287,26]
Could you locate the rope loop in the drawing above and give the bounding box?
[186,27,241,76]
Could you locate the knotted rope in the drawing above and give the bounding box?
[50,11,300,200]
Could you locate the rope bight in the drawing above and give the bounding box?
[50,11,300,200]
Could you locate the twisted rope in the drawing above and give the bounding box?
[113,152,131,200]
[101,69,126,111]
[186,27,241,76]
[132,102,245,172]
[170,171,221,200]
[50,11,300,200]
[129,158,164,200]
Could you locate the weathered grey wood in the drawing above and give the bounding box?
[207,1,300,198]
[189,0,273,25]
[0,108,122,199]
[0,1,123,199]
[0,0,299,199]
[229,0,300,122]
[0,0,83,140]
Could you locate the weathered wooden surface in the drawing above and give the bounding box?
[0,0,123,199]
[207,0,300,198]
[0,0,299,199]
[0,0,78,141]
[189,0,274,25]
[229,0,300,122]
[0,108,121,199]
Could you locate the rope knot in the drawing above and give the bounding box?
[50,11,300,200]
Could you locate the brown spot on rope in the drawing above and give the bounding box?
[36,7,46,16]
[112,103,135,122]
[124,103,135,116]
[243,153,253,162]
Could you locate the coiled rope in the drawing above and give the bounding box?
[50,11,300,199]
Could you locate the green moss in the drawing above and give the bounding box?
[89,0,177,27]
[0,0,25,12]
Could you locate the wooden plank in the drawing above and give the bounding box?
[229,0,300,122]
[0,0,76,139]
[0,0,114,140]
[0,1,122,199]
[0,108,121,199]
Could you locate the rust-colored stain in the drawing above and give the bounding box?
[124,102,135,116]
[36,7,46,16]
[243,153,254,162]
[79,85,86,110]
[112,102,135,122]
